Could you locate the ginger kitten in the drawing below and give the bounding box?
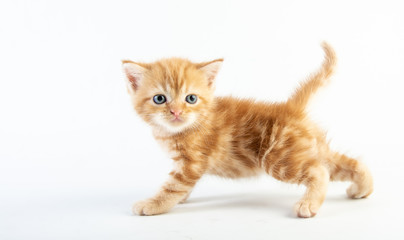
[122,42,373,218]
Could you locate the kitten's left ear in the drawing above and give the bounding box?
[197,58,223,87]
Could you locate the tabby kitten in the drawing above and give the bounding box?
[122,42,373,218]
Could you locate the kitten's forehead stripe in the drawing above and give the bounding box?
[151,59,196,95]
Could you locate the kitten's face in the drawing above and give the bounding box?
[122,58,222,134]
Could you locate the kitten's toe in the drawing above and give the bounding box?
[132,200,148,215]
[132,199,168,216]
[294,200,318,218]
[179,192,191,204]
[346,183,372,199]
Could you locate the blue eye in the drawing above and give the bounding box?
[153,94,166,104]
[185,94,198,104]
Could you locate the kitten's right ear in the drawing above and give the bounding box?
[121,60,149,91]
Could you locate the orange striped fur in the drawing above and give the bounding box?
[122,42,373,218]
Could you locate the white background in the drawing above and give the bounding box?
[1,0,404,239]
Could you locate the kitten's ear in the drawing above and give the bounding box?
[197,58,223,87]
[122,60,149,91]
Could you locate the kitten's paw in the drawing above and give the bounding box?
[132,199,168,216]
[294,200,319,218]
[346,183,373,199]
[179,192,191,204]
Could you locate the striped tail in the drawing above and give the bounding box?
[287,42,337,110]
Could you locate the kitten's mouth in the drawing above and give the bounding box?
[170,117,183,123]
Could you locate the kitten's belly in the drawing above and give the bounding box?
[206,157,263,179]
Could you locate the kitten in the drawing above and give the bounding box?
[122,42,373,218]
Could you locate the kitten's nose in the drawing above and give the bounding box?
[170,109,182,117]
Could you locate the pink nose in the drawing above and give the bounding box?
[170,109,182,117]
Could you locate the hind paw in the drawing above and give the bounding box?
[346,184,373,199]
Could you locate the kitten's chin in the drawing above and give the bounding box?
[152,115,197,135]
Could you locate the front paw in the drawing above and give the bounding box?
[132,199,169,216]
[294,200,319,218]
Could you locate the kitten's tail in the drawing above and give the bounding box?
[287,42,337,111]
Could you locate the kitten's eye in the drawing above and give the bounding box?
[185,94,198,104]
[153,94,166,104]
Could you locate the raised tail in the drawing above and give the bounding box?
[287,42,337,110]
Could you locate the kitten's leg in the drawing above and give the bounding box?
[132,162,202,216]
[294,165,329,218]
[330,153,373,199]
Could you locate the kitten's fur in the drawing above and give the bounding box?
[122,42,373,218]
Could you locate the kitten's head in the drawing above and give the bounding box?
[122,58,222,134]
